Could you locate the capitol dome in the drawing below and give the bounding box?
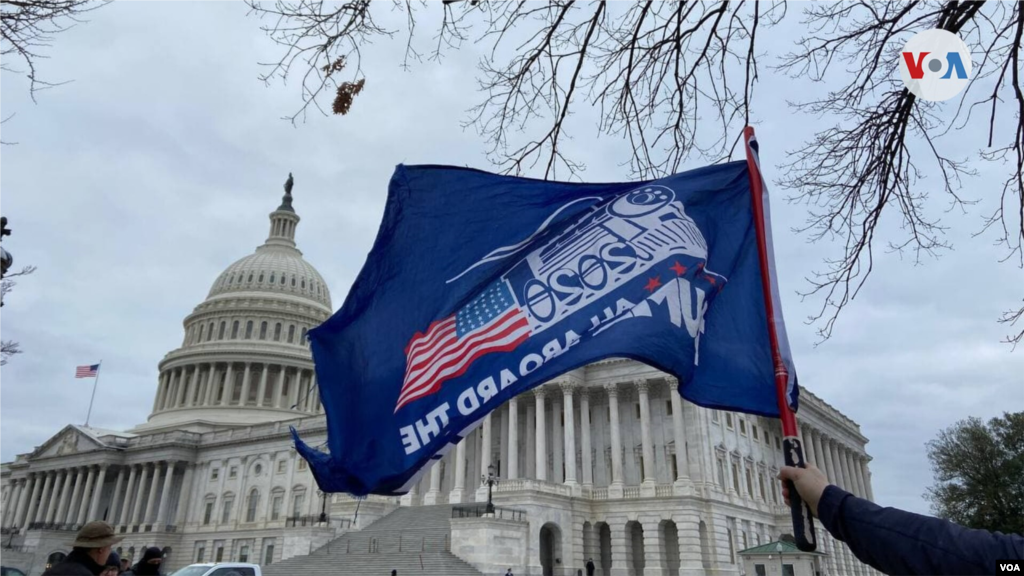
[134,178,334,433]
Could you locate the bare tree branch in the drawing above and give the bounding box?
[1,0,108,100]
[253,0,1023,346]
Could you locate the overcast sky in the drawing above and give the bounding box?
[1,2,1021,516]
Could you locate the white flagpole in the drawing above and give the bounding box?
[84,360,102,428]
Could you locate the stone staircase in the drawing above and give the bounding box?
[262,504,484,576]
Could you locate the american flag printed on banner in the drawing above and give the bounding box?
[396,281,532,411]
[75,364,100,378]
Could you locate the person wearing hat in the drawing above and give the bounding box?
[101,551,121,576]
[42,521,124,576]
[122,546,163,576]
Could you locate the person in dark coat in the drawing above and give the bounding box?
[42,521,124,576]
[780,464,1024,575]
[585,558,596,576]
[100,551,121,576]
[122,547,163,576]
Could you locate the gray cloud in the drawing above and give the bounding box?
[2,2,1021,517]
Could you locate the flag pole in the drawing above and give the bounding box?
[743,126,817,552]
[84,360,102,428]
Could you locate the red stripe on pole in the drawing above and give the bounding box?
[743,126,798,438]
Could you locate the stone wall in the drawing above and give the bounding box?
[281,526,338,560]
[0,548,34,575]
[451,516,529,576]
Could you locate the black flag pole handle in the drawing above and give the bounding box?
[782,433,817,551]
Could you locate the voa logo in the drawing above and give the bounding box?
[898,29,972,101]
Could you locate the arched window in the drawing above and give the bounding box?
[270,488,285,521]
[258,272,264,282]
[221,493,234,524]
[197,324,205,343]
[259,321,268,340]
[291,276,296,287]
[208,322,215,341]
[246,489,260,523]
[301,279,306,289]
[291,488,307,518]
[270,273,276,284]
[287,325,295,344]
[245,321,254,339]
[248,273,254,283]
[273,323,282,341]
[218,321,226,340]
[202,495,216,525]
[229,274,235,284]
[237,274,242,283]
[281,274,286,285]
[231,321,240,339]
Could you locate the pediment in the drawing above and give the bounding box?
[31,425,107,459]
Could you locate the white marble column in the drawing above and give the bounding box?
[155,461,176,527]
[668,379,690,486]
[220,363,235,406]
[62,468,83,524]
[175,368,190,407]
[240,363,253,406]
[449,438,468,504]
[76,467,97,525]
[534,388,548,482]
[203,364,217,406]
[108,468,126,525]
[562,383,578,488]
[606,384,624,497]
[833,444,848,492]
[580,389,593,487]
[636,380,656,491]
[507,397,519,479]
[288,369,301,408]
[23,471,43,524]
[174,464,195,527]
[811,429,826,472]
[144,463,162,523]
[525,400,536,479]
[274,367,287,408]
[153,372,168,412]
[552,395,564,484]
[87,465,108,521]
[119,466,138,526]
[15,477,32,527]
[53,470,74,524]
[3,479,21,527]
[423,460,443,505]
[860,457,874,501]
[476,413,493,502]
[801,426,816,467]
[36,472,55,523]
[256,365,269,407]
[821,437,838,485]
[848,450,865,498]
[130,465,149,525]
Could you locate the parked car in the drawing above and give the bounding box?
[168,563,261,576]
[1,567,28,576]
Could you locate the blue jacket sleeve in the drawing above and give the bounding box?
[817,485,1024,575]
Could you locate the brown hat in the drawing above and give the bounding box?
[69,521,123,548]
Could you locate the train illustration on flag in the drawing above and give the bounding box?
[501,185,710,334]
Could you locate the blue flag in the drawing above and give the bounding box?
[297,137,797,496]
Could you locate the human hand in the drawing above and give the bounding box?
[779,464,831,518]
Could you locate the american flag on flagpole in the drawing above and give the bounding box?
[75,364,100,378]
[395,281,532,411]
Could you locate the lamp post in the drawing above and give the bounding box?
[776,541,785,576]
[480,463,499,515]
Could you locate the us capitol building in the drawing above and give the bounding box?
[2,182,881,576]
